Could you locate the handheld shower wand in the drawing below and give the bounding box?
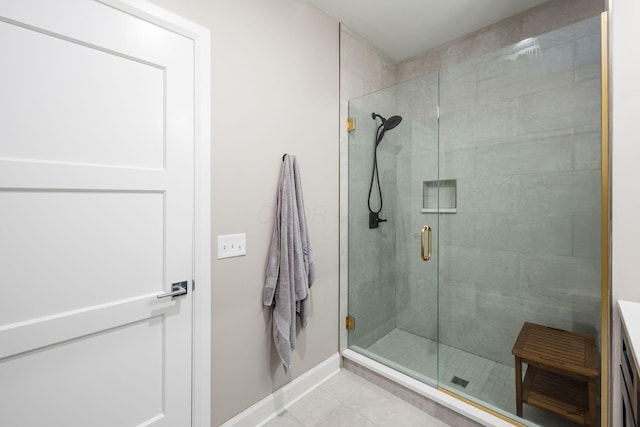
[368,112,402,229]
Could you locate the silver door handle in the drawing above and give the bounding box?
[157,281,188,299]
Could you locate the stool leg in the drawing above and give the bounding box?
[515,356,523,417]
[588,378,596,426]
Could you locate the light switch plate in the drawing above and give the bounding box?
[217,233,246,259]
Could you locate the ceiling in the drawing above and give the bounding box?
[304,0,550,62]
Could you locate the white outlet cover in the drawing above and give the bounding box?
[217,233,246,259]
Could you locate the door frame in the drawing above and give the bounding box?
[98,1,211,426]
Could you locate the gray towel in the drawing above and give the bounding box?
[263,155,315,368]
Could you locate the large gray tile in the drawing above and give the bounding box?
[521,1,602,40]
[575,33,601,82]
[310,404,377,427]
[519,78,600,134]
[439,71,477,114]
[474,132,573,177]
[439,98,518,148]
[439,213,475,246]
[519,253,600,299]
[474,213,573,256]
[476,41,574,105]
[262,411,306,427]
[439,147,476,180]
[438,279,477,320]
[344,380,447,427]
[574,126,601,170]
[518,170,601,216]
[458,175,519,215]
[287,388,341,426]
[319,370,370,402]
[573,214,601,259]
[441,245,520,290]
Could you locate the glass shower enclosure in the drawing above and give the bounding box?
[347,16,602,425]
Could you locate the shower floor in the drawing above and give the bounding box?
[356,328,581,427]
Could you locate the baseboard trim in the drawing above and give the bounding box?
[220,353,341,427]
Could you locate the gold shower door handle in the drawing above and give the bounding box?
[421,225,432,261]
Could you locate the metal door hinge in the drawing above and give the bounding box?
[192,279,195,291]
[346,315,355,331]
[346,117,356,132]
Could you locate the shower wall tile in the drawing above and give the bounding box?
[340,26,397,96]
[439,147,476,180]
[575,33,601,82]
[519,253,600,299]
[518,78,600,134]
[518,169,601,215]
[520,0,603,41]
[438,279,477,320]
[534,12,601,51]
[410,154,438,184]
[574,126,601,170]
[439,313,517,367]
[573,214,601,259]
[397,0,602,83]
[441,246,520,291]
[458,175,519,215]
[438,213,475,247]
[521,291,600,341]
[409,121,439,155]
[474,213,573,256]
[474,132,574,177]
[439,98,518,149]
[465,19,523,64]
[480,45,574,106]
[438,71,477,114]
[397,49,442,85]
[396,289,438,340]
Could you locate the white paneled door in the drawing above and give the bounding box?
[0,1,195,426]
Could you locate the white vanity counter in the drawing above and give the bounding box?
[620,300,640,361]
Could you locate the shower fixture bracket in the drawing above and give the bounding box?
[346,117,356,132]
[345,315,355,331]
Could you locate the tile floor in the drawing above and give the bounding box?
[262,369,451,427]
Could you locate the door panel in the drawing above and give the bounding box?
[1,318,164,427]
[0,20,165,168]
[0,1,194,426]
[0,191,164,324]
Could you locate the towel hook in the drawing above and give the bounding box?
[282,153,287,162]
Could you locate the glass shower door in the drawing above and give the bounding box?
[347,72,440,385]
[437,16,602,424]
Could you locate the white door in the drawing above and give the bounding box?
[0,1,194,426]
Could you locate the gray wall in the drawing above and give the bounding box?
[147,0,339,425]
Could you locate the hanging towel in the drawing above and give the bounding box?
[263,155,316,369]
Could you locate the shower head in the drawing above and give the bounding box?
[372,112,403,145]
[384,115,403,131]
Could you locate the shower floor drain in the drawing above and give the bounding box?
[451,376,469,388]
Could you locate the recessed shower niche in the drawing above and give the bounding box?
[422,179,456,213]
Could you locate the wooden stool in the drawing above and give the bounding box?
[512,322,599,426]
